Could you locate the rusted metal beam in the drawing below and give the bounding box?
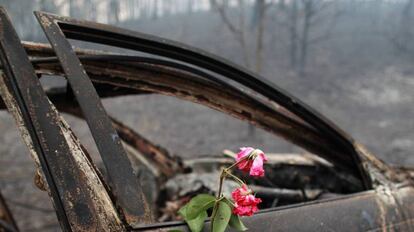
[0,8,125,231]
[0,70,125,232]
[36,11,152,226]
[23,41,107,58]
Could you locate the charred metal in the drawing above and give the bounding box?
[0,7,413,232]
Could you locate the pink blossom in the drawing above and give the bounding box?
[231,185,262,216]
[236,147,255,172]
[231,184,251,201]
[235,147,268,177]
[250,152,267,177]
[233,202,260,216]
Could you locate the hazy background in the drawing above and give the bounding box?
[0,0,413,231]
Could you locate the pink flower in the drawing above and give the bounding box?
[235,147,268,177]
[236,147,255,172]
[231,184,251,200]
[231,185,262,216]
[233,202,260,216]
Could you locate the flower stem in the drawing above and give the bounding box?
[225,170,245,186]
[211,169,226,232]
[225,154,250,171]
[210,152,254,231]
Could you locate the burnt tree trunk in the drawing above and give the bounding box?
[299,0,313,77]
[289,0,298,70]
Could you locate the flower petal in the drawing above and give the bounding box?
[237,159,252,172]
[235,147,254,173]
[256,149,268,162]
[231,186,262,216]
[236,147,254,161]
[250,155,265,177]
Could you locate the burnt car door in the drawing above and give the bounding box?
[0,7,413,232]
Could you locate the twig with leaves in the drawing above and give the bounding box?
[178,147,268,232]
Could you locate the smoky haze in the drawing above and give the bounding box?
[0,0,413,230]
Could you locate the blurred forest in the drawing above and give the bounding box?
[0,1,413,230]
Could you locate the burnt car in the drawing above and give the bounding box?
[0,7,413,232]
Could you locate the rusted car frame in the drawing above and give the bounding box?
[35,11,369,183]
[0,7,413,232]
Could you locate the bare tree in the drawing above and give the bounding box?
[128,0,138,19]
[38,0,57,12]
[152,0,160,19]
[280,0,341,76]
[211,0,272,137]
[276,0,300,71]
[251,0,272,137]
[211,0,251,68]
[253,0,267,73]
[108,0,120,24]
[187,0,194,15]
[84,0,97,21]
[289,0,299,70]
[388,0,414,58]
[69,0,77,17]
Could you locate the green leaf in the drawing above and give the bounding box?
[168,230,184,232]
[186,194,216,220]
[178,204,189,219]
[188,211,208,232]
[229,214,248,231]
[179,204,208,232]
[218,198,247,231]
[212,201,232,232]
